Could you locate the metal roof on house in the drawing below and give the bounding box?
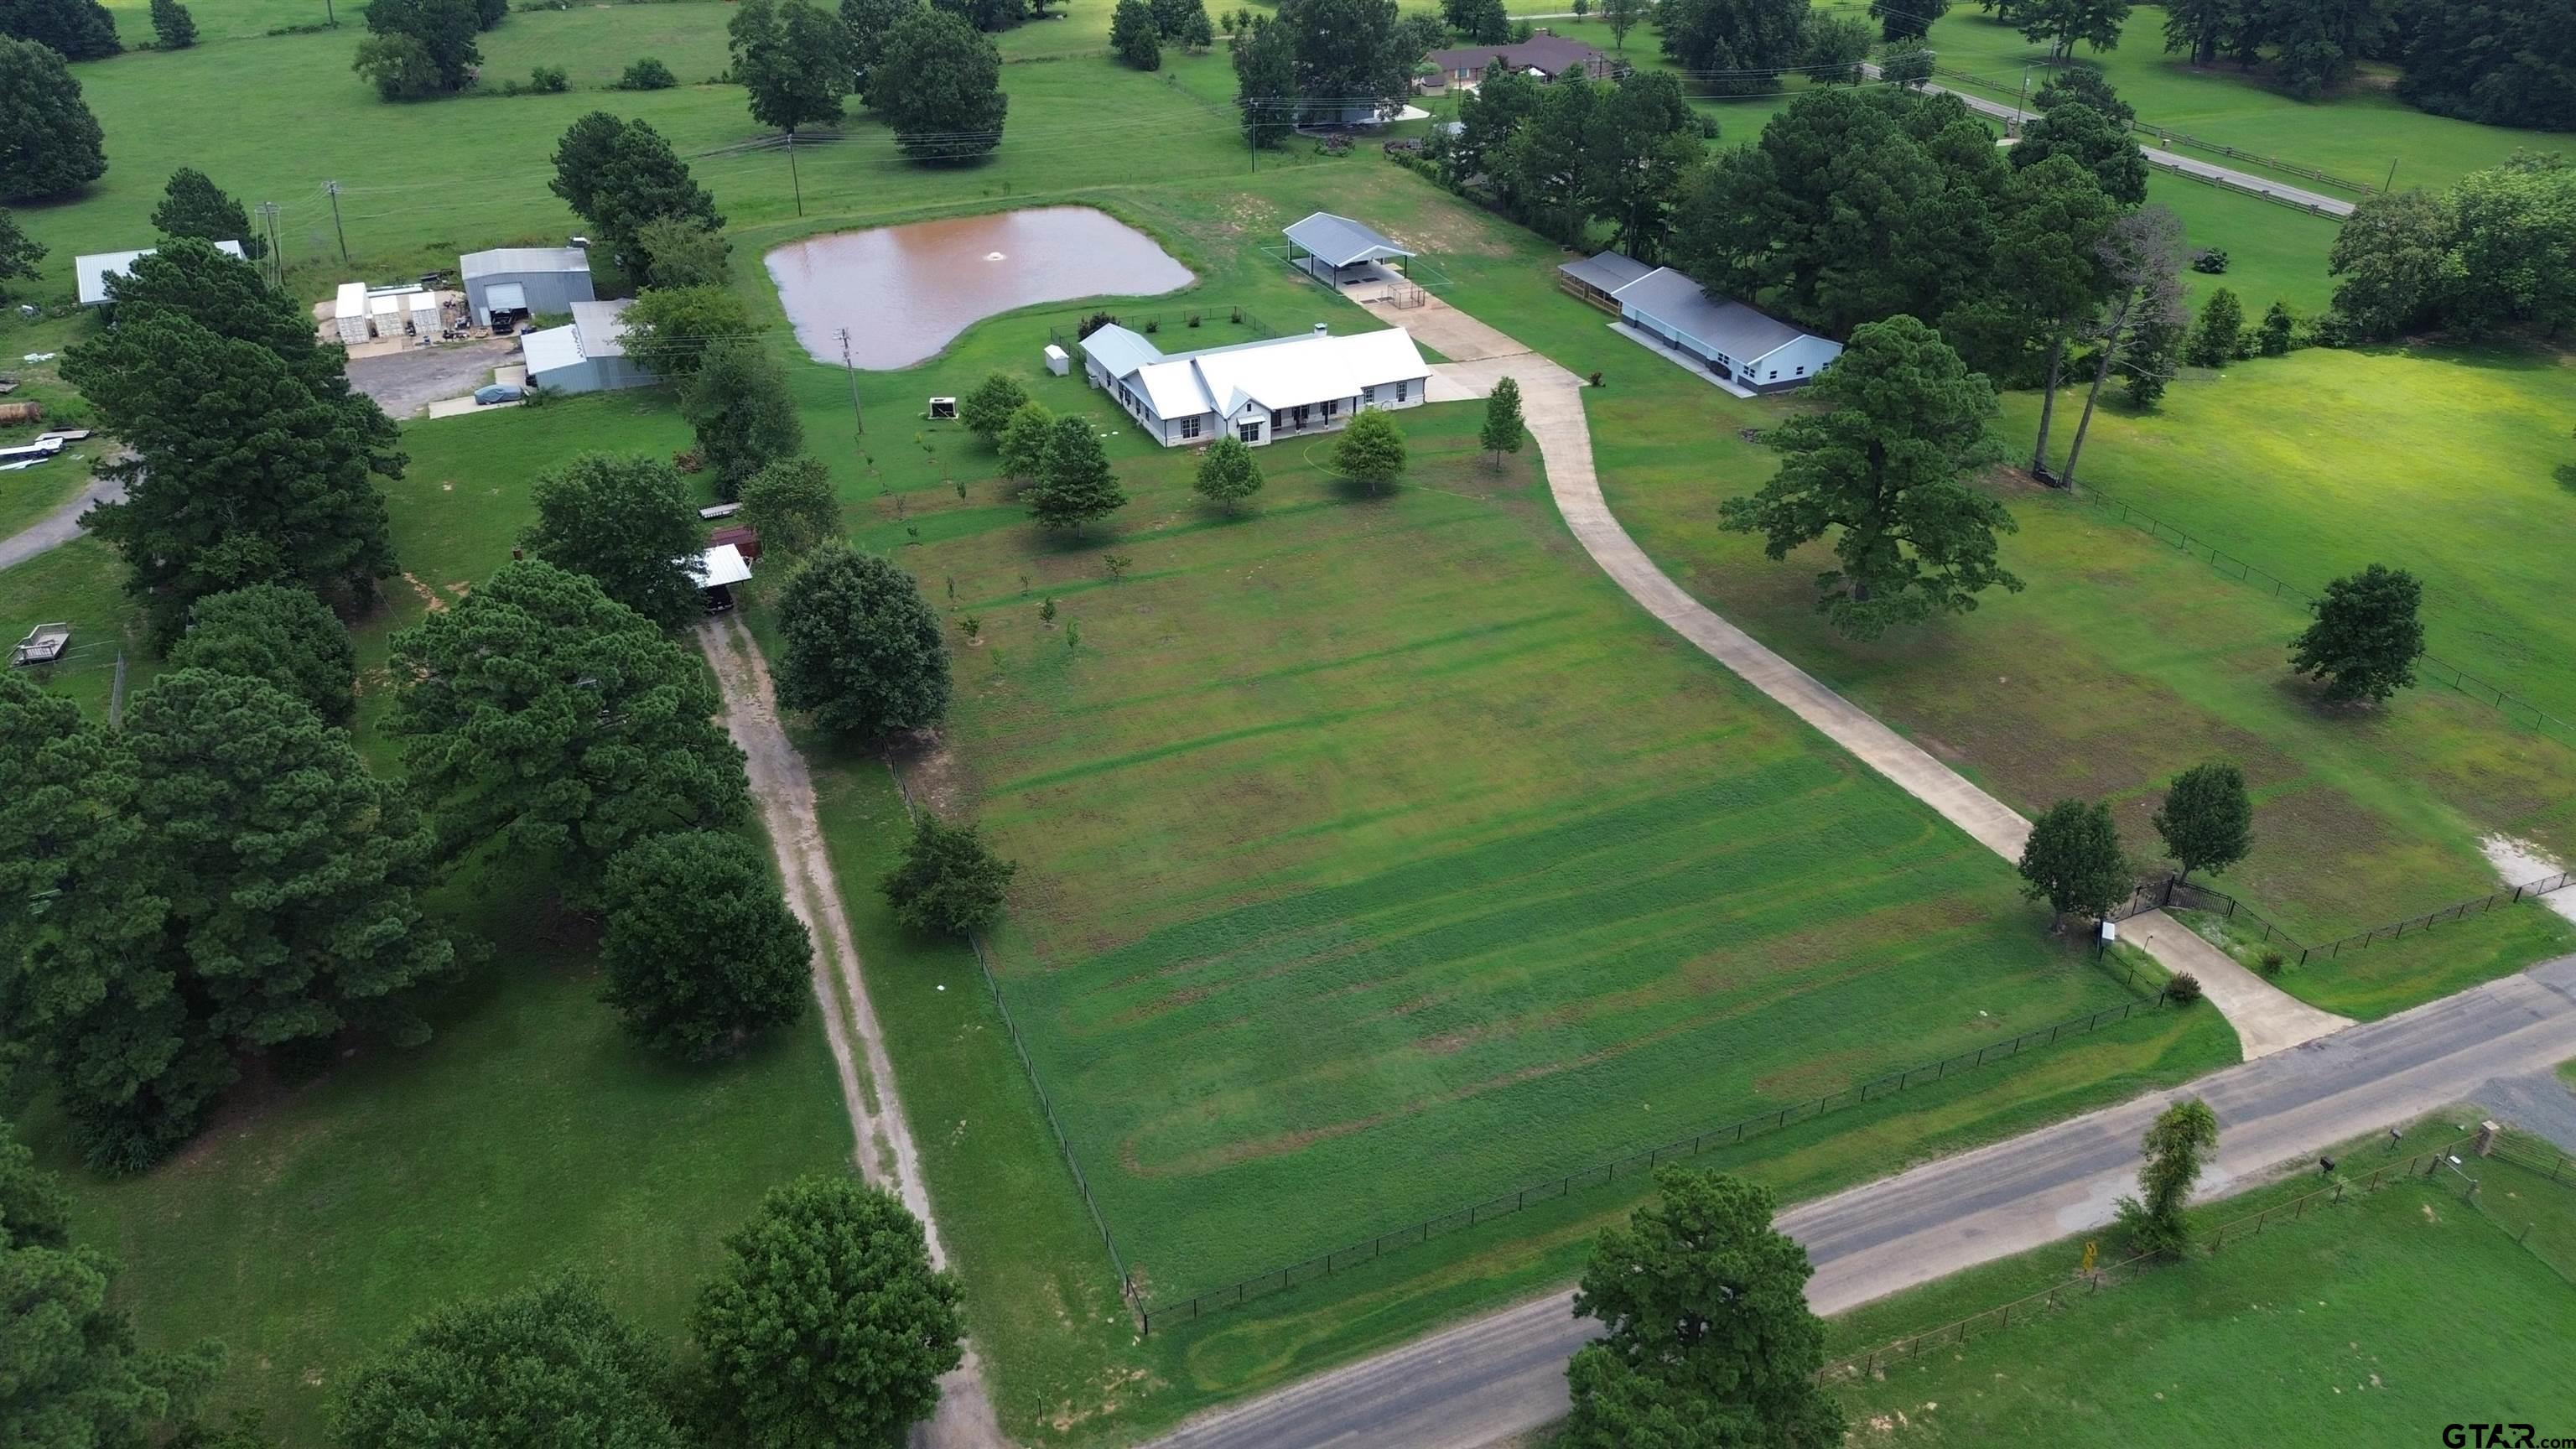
[1611,267,1810,363]
[570,299,632,359]
[75,241,247,305]
[1426,35,1608,78]
[1099,325,1430,420]
[1079,324,1165,382]
[1558,251,1655,296]
[1282,213,1416,268]
[460,247,591,279]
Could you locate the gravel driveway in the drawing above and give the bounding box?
[348,337,521,419]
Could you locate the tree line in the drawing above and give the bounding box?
[0,1109,969,1448]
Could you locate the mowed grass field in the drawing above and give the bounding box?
[1592,331,2576,1010]
[1827,1145,2576,1445]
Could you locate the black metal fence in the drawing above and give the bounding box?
[2131,869,2576,969]
[1140,978,2168,1332]
[882,759,1145,1327]
[1815,1142,2464,1385]
[1044,304,1274,364]
[2079,486,2576,750]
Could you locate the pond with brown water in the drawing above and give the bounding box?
[764,206,1195,370]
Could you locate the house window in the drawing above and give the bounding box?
[1794,366,1805,376]
[1394,380,1409,402]
[1361,385,1376,404]
[1322,399,1339,418]
[1239,422,1262,443]
[1768,371,1779,380]
[1179,415,1202,439]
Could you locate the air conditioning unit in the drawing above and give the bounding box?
[927,397,958,420]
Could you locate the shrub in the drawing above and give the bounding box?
[528,62,569,91]
[2189,247,2229,274]
[2259,949,2285,974]
[2165,972,2203,1005]
[616,55,676,89]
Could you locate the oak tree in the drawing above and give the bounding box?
[2288,564,2423,704]
[1332,407,1406,495]
[691,1176,964,1446]
[1193,434,1264,512]
[683,338,806,496]
[775,543,953,740]
[740,455,844,558]
[2016,797,2130,928]
[601,833,810,1060]
[2153,761,2252,882]
[881,811,1015,936]
[522,451,706,629]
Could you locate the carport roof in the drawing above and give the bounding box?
[1283,213,1415,268]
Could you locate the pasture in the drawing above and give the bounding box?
[1826,1137,2576,1446]
[1597,340,2576,1013]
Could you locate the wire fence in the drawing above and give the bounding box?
[1140,958,2168,1332]
[2136,152,2353,218]
[1814,1140,2467,1385]
[1925,65,2374,196]
[2076,486,2576,750]
[881,757,1145,1330]
[2122,870,2576,971]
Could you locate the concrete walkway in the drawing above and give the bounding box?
[1374,293,2349,1059]
[1151,950,2576,1449]
[0,470,121,572]
[699,615,1010,1449]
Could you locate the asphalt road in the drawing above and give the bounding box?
[1857,68,2357,219]
[1149,953,2576,1449]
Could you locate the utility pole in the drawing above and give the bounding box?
[2382,157,2397,193]
[255,201,283,288]
[324,180,350,267]
[836,327,865,437]
[787,132,804,216]
[323,0,335,23]
[2014,70,2028,127]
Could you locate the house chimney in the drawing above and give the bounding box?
[1312,323,1328,335]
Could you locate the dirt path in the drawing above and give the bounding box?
[699,615,1012,1449]
[1373,293,2350,1060]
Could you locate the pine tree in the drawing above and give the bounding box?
[164,583,358,726]
[2182,286,2243,366]
[150,168,262,256]
[1110,0,1161,68]
[1030,415,1127,531]
[1478,376,1525,467]
[149,0,195,48]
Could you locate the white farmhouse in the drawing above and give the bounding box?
[1078,323,1431,448]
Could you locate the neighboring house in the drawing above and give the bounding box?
[1078,322,1431,448]
[75,242,247,306]
[1282,212,1417,288]
[1609,265,1842,392]
[460,246,595,330]
[1424,34,1613,87]
[522,299,652,394]
[1555,250,1656,312]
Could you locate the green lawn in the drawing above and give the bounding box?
[1844,2,2566,191]
[1594,335,2576,1011]
[13,875,854,1446]
[1830,1140,2576,1445]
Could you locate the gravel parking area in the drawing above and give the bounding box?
[348,336,520,419]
